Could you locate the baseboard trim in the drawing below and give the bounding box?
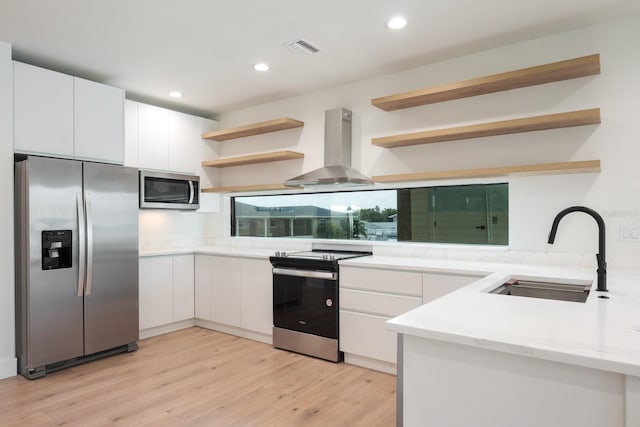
[194,319,272,345]
[345,353,397,375]
[139,319,195,339]
[0,356,17,379]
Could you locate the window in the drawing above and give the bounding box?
[232,183,508,245]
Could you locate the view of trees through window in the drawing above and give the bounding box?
[232,183,508,245]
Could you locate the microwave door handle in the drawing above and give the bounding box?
[188,180,195,204]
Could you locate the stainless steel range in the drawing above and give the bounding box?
[270,245,371,362]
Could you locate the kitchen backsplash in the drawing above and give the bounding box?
[138,210,208,251]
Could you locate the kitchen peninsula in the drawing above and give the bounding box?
[386,264,640,427]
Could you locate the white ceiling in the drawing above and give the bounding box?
[1,0,639,118]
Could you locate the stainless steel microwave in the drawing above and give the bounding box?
[139,171,199,210]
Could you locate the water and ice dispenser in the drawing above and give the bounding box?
[41,230,72,270]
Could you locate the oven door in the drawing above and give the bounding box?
[272,267,338,339]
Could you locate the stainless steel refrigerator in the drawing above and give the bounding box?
[15,156,139,379]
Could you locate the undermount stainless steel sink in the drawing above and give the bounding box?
[490,279,591,303]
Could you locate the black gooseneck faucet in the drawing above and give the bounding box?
[548,206,607,292]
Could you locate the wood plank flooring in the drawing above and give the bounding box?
[0,327,396,426]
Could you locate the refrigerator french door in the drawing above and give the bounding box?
[15,156,139,379]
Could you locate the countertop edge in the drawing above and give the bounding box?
[387,318,640,377]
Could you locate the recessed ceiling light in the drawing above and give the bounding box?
[386,16,407,30]
[253,63,270,72]
[168,91,183,98]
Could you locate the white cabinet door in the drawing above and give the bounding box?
[137,103,169,170]
[340,311,398,364]
[168,110,199,174]
[13,61,74,157]
[210,256,242,327]
[194,254,212,320]
[422,273,483,303]
[139,256,174,330]
[124,100,138,167]
[73,77,124,163]
[240,258,272,334]
[173,254,195,321]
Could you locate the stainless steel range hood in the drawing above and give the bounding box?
[284,108,373,187]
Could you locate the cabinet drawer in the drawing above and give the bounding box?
[341,267,422,296]
[340,288,421,317]
[340,310,397,364]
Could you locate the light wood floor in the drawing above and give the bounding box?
[0,327,396,426]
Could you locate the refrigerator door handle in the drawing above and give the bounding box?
[85,193,94,296]
[76,193,86,297]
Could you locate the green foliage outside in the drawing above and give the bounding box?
[358,206,397,222]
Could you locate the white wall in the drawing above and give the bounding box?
[139,210,208,251]
[0,41,15,379]
[211,14,640,269]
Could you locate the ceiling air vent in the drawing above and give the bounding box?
[284,39,320,56]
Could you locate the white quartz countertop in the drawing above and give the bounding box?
[139,246,273,259]
[386,265,640,377]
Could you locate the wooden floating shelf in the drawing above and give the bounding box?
[202,183,293,193]
[372,160,601,183]
[372,108,601,149]
[201,160,600,192]
[201,150,304,168]
[202,117,304,141]
[372,54,601,111]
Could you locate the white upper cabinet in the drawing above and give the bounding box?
[73,77,124,163]
[13,61,124,164]
[168,110,199,174]
[124,100,138,167]
[137,103,169,171]
[130,101,215,174]
[14,62,74,157]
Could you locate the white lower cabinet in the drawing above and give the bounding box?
[173,254,195,321]
[339,266,423,366]
[240,258,273,335]
[209,256,242,327]
[194,254,272,335]
[339,266,483,367]
[340,311,399,363]
[139,254,194,330]
[139,256,173,330]
[194,254,212,320]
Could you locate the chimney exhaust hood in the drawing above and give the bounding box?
[284,108,373,187]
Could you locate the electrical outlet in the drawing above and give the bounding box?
[620,225,640,241]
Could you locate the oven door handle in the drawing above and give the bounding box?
[273,267,337,281]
